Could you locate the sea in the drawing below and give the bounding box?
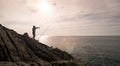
[39,36,120,66]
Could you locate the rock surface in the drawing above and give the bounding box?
[0,24,78,66]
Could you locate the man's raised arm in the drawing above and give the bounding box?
[36,27,40,29]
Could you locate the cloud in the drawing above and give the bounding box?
[0,15,3,18]
[0,0,120,36]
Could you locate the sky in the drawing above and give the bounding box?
[0,0,120,37]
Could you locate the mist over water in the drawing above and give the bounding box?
[40,36,120,66]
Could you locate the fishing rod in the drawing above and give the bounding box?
[38,23,52,41]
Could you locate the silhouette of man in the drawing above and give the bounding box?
[32,26,40,39]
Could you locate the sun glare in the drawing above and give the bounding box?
[37,1,53,13]
[39,36,49,45]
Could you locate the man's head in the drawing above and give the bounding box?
[33,26,35,28]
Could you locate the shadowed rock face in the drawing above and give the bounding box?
[0,24,76,66]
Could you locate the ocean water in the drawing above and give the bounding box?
[39,36,120,66]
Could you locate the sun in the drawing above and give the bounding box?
[37,1,53,13]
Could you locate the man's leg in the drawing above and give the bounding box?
[33,32,35,39]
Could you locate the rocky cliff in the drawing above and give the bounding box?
[0,24,79,66]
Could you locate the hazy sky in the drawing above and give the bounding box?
[0,0,120,36]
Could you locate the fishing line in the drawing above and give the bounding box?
[38,24,51,41]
